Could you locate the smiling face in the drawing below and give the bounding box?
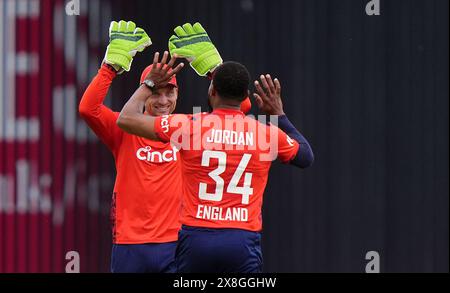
[144,85,178,116]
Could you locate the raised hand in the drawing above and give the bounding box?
[168,22,222,76]
[104,20,152,73]
[253,74,285,116]
[144,51,184,90]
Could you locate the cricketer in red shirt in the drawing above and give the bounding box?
[79,63,182,272]
[117,57,314,272]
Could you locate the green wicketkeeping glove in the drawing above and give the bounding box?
[168,22,222,76]
[104,20,151,73]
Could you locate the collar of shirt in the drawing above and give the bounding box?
[212,108,245,117]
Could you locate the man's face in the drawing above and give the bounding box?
[145,85,178,116]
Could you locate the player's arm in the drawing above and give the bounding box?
[79,20,151,150]
[79,64,122,150]
[254,74,314,168]
[116,84,159,140]
[117,52,184,140]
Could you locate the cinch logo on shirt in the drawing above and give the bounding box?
[161,115,170,133]
[136,146,179,162]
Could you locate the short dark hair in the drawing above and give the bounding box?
[213,61,250,102]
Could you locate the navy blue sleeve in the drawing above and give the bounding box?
[277,115,314,168]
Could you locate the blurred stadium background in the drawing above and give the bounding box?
[0,0,448,272]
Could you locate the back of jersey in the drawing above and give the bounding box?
[154,108,299,232]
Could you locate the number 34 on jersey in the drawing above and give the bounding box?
[196,150,253,222]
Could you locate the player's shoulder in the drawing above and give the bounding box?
[192,112,208,120]
[243,115,274,130]
[161,113,193,122]
[243,116,290,140]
